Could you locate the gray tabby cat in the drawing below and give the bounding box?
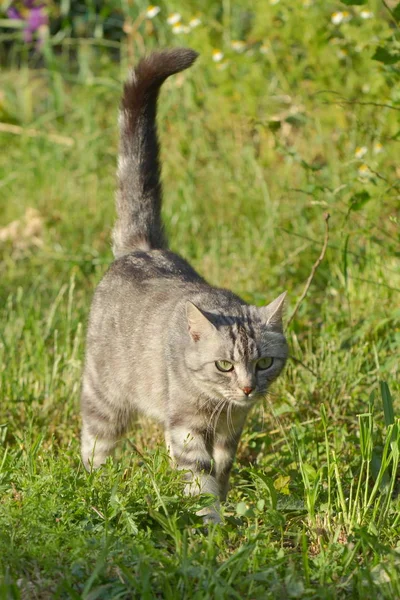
[81,48,288,522]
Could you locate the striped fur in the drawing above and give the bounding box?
[112,48,198,257]
[81,49,288,523]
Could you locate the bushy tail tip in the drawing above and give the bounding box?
[122,48,199,110]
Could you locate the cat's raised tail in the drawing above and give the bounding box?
[112,48,198,258]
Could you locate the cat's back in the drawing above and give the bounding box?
[108,249,204,285]
[90,248,244,327]
[91,249,206,316]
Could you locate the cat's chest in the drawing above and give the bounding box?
[205,405,247,439]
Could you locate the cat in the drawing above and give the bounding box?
[80,48,288,522]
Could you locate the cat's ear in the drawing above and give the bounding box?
[258,292,286,332]
[186,302,217,342]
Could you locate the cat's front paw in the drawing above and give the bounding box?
[196,505,222,525]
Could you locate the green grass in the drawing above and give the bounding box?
[1,1,400,598]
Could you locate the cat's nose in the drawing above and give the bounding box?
[242,386,253,396]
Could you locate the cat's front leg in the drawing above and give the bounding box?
[213,434,241,501]
[213,413,246,501]
[165,423,221,523]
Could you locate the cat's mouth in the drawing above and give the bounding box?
[230,393,259,407]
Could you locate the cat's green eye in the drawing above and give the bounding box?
[257,357,273,370]
[215,360,234,373]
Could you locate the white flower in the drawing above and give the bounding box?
[331,12,343,24]
[358,164,371,178]
[212,49,224,62]
[231,40,246,53]
[260,43,270,55]
[189,17,201,29]
[167,12,181,25]
[355,146,367,158]
[331,11,350,25]
[337,48,348,59]
[145,5,160,19]
[270,0,280,4]
[373,142,383,155]
[172,23,189,34]
[360,10,373,19]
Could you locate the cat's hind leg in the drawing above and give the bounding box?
[81,377,131,471]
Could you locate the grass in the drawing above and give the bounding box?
[0,1,399,598]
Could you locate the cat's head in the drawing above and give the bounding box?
[184,293,288,407]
